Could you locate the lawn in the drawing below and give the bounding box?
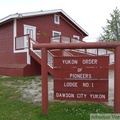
[0,76,113,120]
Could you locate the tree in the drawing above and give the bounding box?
[98,7,120,42]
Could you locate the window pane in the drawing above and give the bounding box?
[55,16,58,22]
[54,32,60,36]
[52,31,61,37]
[73,35,80,40]
[54,14,60,24]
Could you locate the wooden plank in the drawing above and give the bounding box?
[54,79,108,91]
[53,56,109,67]
[53,67,108,79]
[54,90,108,102]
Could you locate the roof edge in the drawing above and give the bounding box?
[60,10,88,36]
[0,9,88,35]
[0,9,62,23]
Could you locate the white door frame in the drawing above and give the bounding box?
[24,24,36,64]
[24,24,36,48]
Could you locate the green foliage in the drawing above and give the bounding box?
[99,7,120,42]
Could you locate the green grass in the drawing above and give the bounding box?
[0,76,113,120]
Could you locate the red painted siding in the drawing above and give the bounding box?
[23,57,41,76]
[0,13,87,76]
[0,21,28,76]
[17,14,86,43]
[0,21,27,64]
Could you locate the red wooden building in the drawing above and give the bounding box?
[0,9,88,76]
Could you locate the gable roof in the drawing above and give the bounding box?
[0,9,88,36]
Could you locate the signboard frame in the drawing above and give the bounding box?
[53,55,109,102]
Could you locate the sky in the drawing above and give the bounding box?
[0,0,120,42]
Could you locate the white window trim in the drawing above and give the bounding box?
[73,35,80,40]
[52,30,61,36]
[54,14,60,24]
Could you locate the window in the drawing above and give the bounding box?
[52,31,61,37]
[54,14,60,24]
[73,35,80,40]
[51,31,61,43]
[72,35,80,43]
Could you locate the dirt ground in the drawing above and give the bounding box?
[20,70,114,106]
[1,70,114,106]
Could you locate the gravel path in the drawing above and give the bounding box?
[19,70,114,106]
[108,70,114,106]
[1,70,114,106]
[17,75,54,104]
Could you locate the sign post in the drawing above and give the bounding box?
[33,42,120,114]
[41,48,48,115]
[114,46,120,113]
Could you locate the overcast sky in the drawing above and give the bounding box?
[0,0,120,42]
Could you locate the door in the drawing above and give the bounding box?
[24,24,36,48]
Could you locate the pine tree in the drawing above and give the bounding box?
[99,7,120,42]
